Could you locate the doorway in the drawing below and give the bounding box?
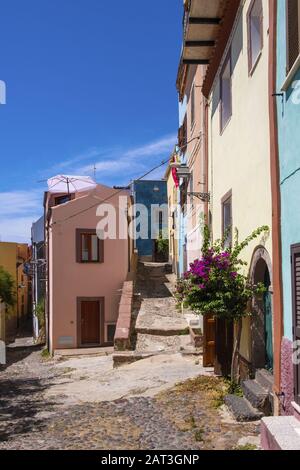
[77,298,104,347]
[251,250,273,372]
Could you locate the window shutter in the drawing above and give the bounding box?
[287,0,300,71]
[292,249,300,333]
[292,245,300,405]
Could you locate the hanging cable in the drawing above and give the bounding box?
[49,134,203,228]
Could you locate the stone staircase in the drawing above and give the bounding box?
[225,369,274,422]
[113,261,201,367]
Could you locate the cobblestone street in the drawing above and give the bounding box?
[0,345,260,450]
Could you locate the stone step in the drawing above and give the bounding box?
[224,395,263,422]
[241,379,272,415]
[113,351,156,367]
[135,326,189,336]
[255,369,274,393]
[261,416,300,450]
[113,347,201,367]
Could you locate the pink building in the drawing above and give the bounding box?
[44,183,131,354]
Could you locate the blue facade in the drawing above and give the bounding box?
[132,180,168,257]
[277,2,300,341]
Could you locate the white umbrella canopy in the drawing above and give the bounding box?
[47,175,97,194]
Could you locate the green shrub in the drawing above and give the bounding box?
[0,266,16,307]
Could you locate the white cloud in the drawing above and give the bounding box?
[77,134,177,181]
[0,217,38,243]
[0,190,41,216]
[0,134,176,243]
[0,190,42,243]
[124,135,176,158]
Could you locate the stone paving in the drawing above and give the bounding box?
[0,345,260,450]
[0,263,260,450]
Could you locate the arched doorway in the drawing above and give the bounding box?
[250,247,273,372]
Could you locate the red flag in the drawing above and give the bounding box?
[172,166,179,188]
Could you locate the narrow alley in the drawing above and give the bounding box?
[0,263,260,450]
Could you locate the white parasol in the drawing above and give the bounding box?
[47,175,97,194]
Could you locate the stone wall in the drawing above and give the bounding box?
[114,281,134,351]
[280,337,294,416]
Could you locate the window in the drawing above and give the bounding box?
[189,170,194,206]
[222,191,232,249]
[247,0,263,73]
[159,211,163,232]
[178,116,187,153]
[287,0,300,72]
[220,52,232,132]
[191,84,195,129]
[54,194,71,206]
[180,180,188,213]
[291,244,300,405]
[76,229,104,263]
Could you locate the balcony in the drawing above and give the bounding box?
[182,0,228,65]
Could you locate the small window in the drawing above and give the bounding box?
[222,191,232,249]
[76,229,104,263]
[286,0,300,72]
[220,52,232,132]
[159,211,163,232]
[191,84,195,129]
[178,116,187,153]
[189,171,194,205]
[54,194,71,206]
[247,0,263,73]
[180,180,188,213]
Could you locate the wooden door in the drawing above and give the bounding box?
[215,318,234,377]
[292,245,300,405]
[203,314,216,367]
[80,300,100,346]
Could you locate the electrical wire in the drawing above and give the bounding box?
[49,134,202,228]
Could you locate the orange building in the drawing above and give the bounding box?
[0,242,31,340]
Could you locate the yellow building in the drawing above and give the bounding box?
[180,0,274,379]
[0,242,30,340]
[165,164,179,276]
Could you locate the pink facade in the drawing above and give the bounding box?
[46,185,130,353]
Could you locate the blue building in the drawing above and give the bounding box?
[277,0,300,414]
[132,180,168,261]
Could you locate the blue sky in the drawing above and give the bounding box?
[0,0,182,242]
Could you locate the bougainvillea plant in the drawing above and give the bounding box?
[176,224,269,380]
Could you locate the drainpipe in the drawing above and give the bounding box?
[44,194,50,354]
[204,100,209,223]
[268,0,284,413]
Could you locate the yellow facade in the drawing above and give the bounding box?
[0,242,30,339]
[208,0,272,367]
[165,165,179,276]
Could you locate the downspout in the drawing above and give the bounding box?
[44,194,50,354]
[268,0,284,408]
[204,100,209,223]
